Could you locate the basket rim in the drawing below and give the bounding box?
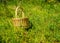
[12,17,28,19]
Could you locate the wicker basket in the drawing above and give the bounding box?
[12,6,30,28]
[12,17,30,28]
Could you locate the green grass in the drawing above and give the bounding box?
[0,0,60,43]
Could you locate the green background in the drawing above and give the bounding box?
[0,0,60,43]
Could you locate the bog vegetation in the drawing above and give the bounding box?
[0,0,60,43]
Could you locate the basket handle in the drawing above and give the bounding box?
[15,6,25,18]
